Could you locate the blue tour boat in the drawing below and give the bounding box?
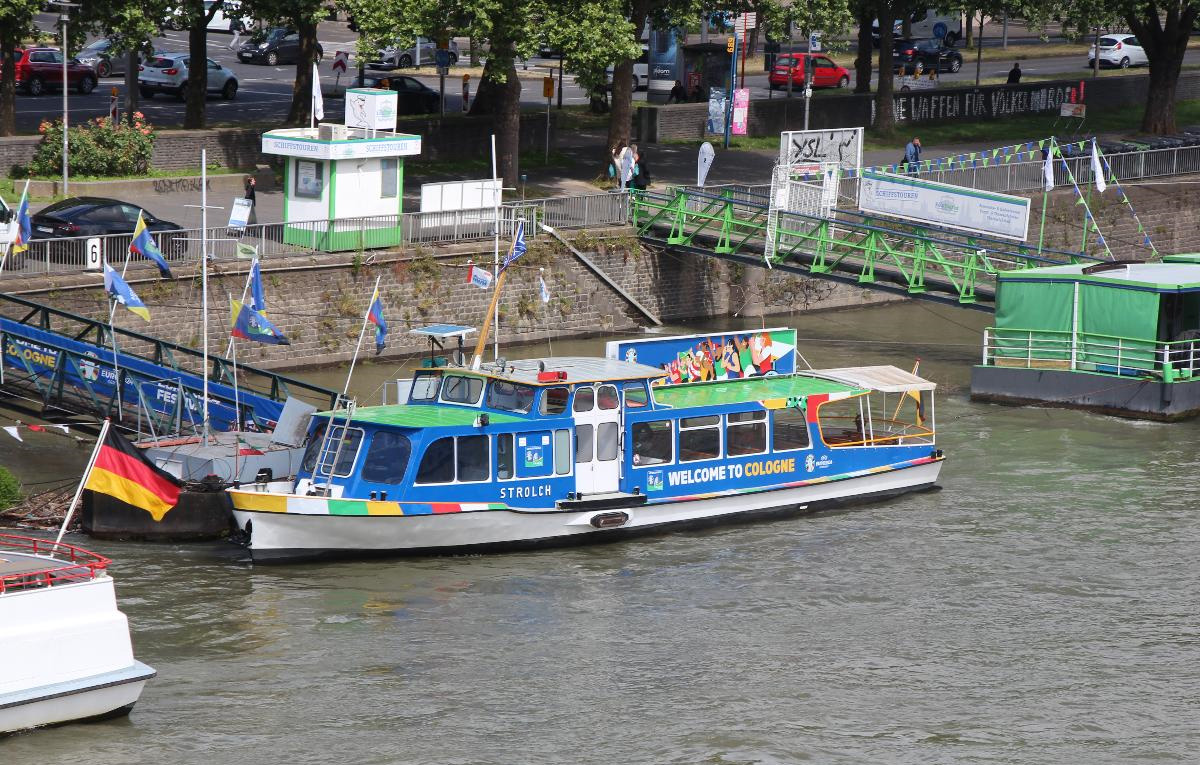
[227,329,944,561]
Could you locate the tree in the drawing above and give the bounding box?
[1109,1,1193,132]
[173,0,226,128]
[543,0,640,123]
[872,0,905,135]
[0,0,47,136]
[77,0,170,129]
[243,0,328,125]
[853,0,874,93]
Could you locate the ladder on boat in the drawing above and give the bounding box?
[309,394,357,495]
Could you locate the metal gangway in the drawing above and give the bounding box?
[0,292,337,437]
[632,186,1103,310]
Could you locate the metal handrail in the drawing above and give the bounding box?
[0,533,110,593]
[982,326,1200,377]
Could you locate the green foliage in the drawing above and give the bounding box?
[29,112,156,178]
[0,466,21,511]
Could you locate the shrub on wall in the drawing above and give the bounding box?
[0,466,21,511]
[29,113,156,178]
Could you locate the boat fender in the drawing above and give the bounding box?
[589,511,630,529]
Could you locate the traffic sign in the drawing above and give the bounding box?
[809,33,822,52]
[434,48,451,69]
[332,51,348,73]
[542,76,554,99]
[726,36,735,53]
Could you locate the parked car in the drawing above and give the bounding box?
[6,47,96,96]
[368,37,460,69]
[138,53,238,100]
[892,38,963,74]
[768,53,851,90]
[352,72,439,113]
[26,197,184,263]
[238,27,324,66]
[1088,34,1147,69]
[604,45,650,91]
[75,38,154,78]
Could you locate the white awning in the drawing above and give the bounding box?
[805,365,936,392]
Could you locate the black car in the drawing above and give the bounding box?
[893,38,963,74]
[28,197,184,262]
[238,27,323,66]
[352,73,439,114]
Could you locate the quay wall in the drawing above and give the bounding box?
[2,229,900,371]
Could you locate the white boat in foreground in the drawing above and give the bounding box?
[0,533,155,735]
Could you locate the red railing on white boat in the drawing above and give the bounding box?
[0,534,111,594]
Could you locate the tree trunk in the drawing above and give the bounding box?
[1127,5,1195,134]
[874,8,897,136]
[468,57,521,186]
[0,39,16,137]
[607,0,650,151]
[855,2,874,93]
[184,13,208,128]
[124,51,138,127]
[288,18,319,126]
[964,9,974,47]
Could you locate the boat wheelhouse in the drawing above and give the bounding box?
[972,256,1200,420]
[0,534,155,734]
[229,337,944,562]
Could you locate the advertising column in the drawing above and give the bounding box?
[647,26,684,103]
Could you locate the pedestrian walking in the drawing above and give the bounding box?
[904,136,922,174]
[244,175,257,225]
[631,147,650,190]
[228,19,244,50]
[1007,62,1021,84]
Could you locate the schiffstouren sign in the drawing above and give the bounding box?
[859,170,1031,241]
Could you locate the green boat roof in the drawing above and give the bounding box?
[319,404,525,428]
[999,262,1200,291]
[653,374,861,409]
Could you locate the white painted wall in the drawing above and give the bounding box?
[332,157,401,220]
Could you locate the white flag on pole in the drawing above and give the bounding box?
[1091,140,1107,193]
[539,275,551,304]
[1043,147,1054,192]
[311,62,324,122]
[697,142,716,187]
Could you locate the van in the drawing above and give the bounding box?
[605,46,649,90]
[873,9,963,47]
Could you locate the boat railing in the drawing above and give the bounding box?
[983,327,1200,381]
[818,415,934,448]
[0,534,111,594]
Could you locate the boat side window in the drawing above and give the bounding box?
[361,431,412,484]
[573,386,595,412]
[597,422,619,461]
[623,382,648,409]
[772,406,811,451]
[415,437,455,484]
[496,433,514,480]
[456,435,490,482]
[597,384,620,410]
[631,420,672,465]
[727,411,767,456]
[410,371,441,401]
[486,380,536,413]
[817,396,866,447]
[301,422,328,471]
[311,426,364,477]
[576,423,593,462]
[554,429,572,474]
[440,375,484,405]
[541,386,569,415]
[679,415,721,462]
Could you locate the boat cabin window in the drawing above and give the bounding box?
[496,433,514,480]
[416,437,455,483]
[597,384,620,410]
[623,382,648,409]
[772,407,811,451]
[576,424,593,462]
[301,424,364,477]
[573,387,595,412]
[554,429,571,475]
[415,435,491,484]
[456,435,490,482]
[486,380,536,413]
[818,396,866,447]
[632,420,672,465]
[597,422,619,460]
[541,386,569,415]
[679,415,721,462]
[361,431,412,485]
[410,371,442,401]
[440,375,484,405]
[727,411,767,456]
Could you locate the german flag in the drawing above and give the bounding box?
[85,427,182,522]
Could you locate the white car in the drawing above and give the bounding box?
[1088,34,1148,69]
[166,0,247,33]
[605,45,649,90]
[138,54,238,100]
[368,37,460,69]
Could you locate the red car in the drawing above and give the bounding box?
[9,48,97,96]
[768,53,850,90]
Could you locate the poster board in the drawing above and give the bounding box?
[858,170,1031,241]
[605,328,797,386]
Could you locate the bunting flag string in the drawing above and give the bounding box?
[811,136,1060,183]
[1053,138,1115,261]
[1,421,77,443]
[1095,150,1160,258]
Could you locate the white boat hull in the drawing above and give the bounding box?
[233,459,943,561]
[0,663,155,734]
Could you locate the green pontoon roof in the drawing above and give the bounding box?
[999,262,1200,291]
[319,404,525,428]
[653,374,861,409]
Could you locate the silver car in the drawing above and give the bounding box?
[138,53,238,100]
[368,37,460,69]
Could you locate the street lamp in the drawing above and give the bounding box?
[50,1,80,197]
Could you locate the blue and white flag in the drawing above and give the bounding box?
[103,263,151,322]
[539,274,551,304]
[1091,140,1107,193]
[1043,147,1055,192]
[466,264,493,289]
[500,220,526,273]
[249,258,266,312]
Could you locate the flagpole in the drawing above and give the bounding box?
[228,292,241,480]
[55,418,110,545]
[472,270,508,368]
[201,149,210,443]
[343,275,381,396]
[490,133,500,362]
[1037,189,1049,256]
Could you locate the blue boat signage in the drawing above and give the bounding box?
[605,328,797,385]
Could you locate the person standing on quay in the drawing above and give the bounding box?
[1007,62,1022,84]
[244,176,257,225]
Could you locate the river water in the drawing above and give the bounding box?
[3,302,1198,764]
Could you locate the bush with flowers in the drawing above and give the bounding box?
[28,112,156,178]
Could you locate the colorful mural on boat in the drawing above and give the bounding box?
[605,328,797,386]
